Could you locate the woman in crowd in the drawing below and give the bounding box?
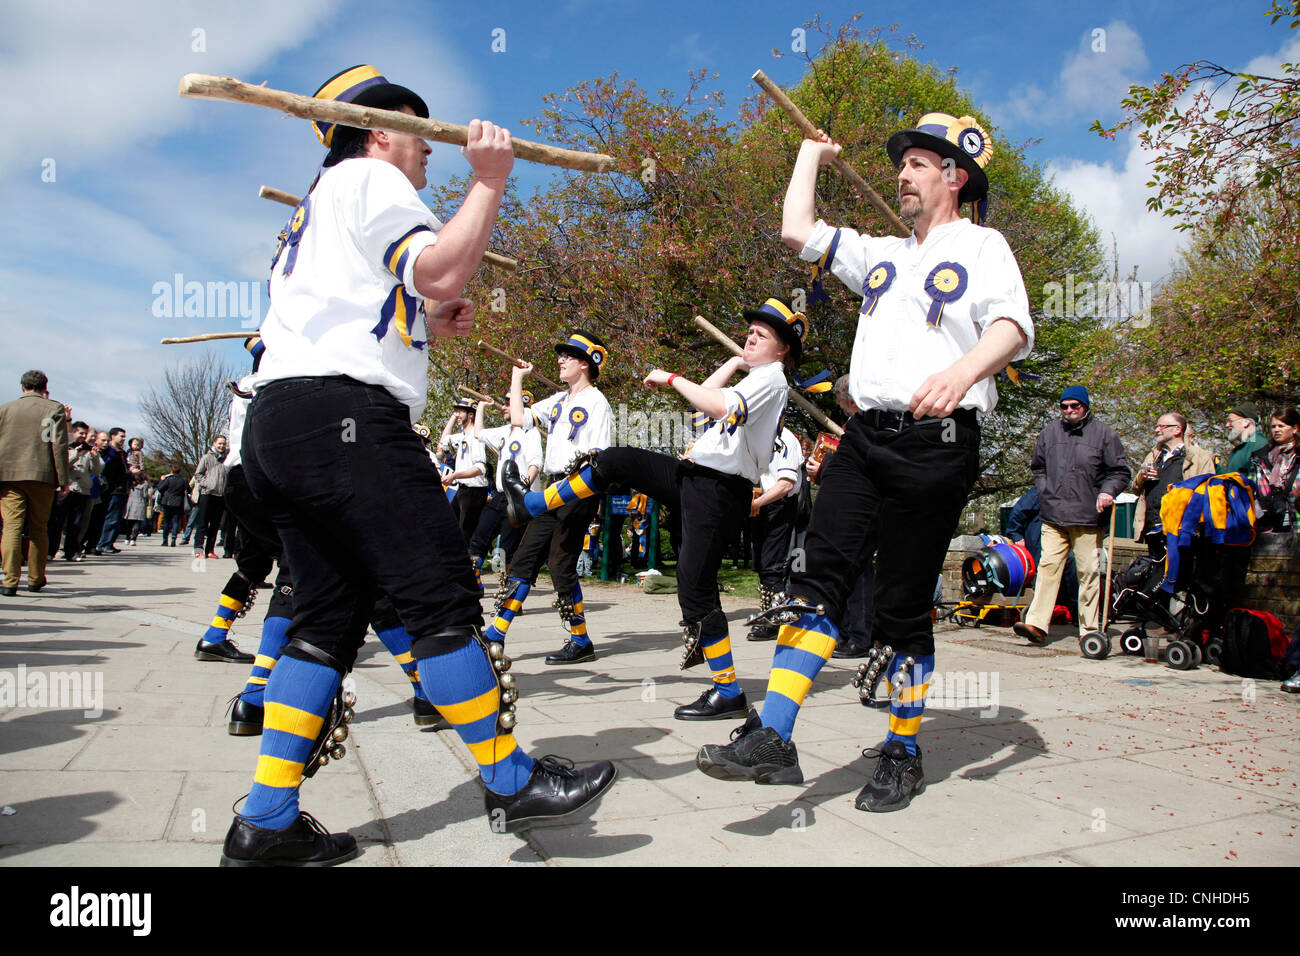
[1246,407,1300,532]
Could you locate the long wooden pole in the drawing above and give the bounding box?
[476,340,563,393]
[692,316,844,437]
[258,186,517,272]
[160,331,255,344]
[180,74,613,174]
[458,384,496,405]
[751,69,909,237]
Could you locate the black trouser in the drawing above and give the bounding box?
[509,495,601,598]
[197,493,226,555]
[223,464,281,589]
[59,492,90,557]
[841,560,876,645]
[752,496,797,591]
[83,497,107,554]
[467,492,523,560]
[587,446,751,625]
[791,410,980,658]
[241,376,481,671]
[453,485,489,545]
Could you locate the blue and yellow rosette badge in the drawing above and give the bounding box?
[567,407,588,440]
[859,261,896,316]
[923,262,968,327]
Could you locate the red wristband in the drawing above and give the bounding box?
[667,373,679,387]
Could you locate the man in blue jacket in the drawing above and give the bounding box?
[1013,386,1129,644]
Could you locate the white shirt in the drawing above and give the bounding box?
[687,361,788,484]
[253,158,442,421]
[443,431,488,488]
[801,217,1033,415]
[225,375,254,470]
[480,424,544,492]
[760,427,804,496]
[524,385,613,474]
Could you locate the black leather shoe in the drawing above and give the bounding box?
[501,460,532,529]
[696,707,803,784]
[412,696,446,728]
[483,755,616,833]
[0,587,17,597]
[855,740,925,812]
[545,639,596,665]
[219,811,358,867]
[746,622,778,642]
[832,638,871,659]
[26,582,46,593]
[195,638,255,663]
[106,546,122,554]
[227,695,264,736]
[674,687,749,721]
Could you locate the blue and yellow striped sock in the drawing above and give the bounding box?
[885,653,934,756]
[472,557,484,595]
[759,610,838,741]
[374,622,429,703]
[240,656,339,830]
[485,578,530,645]
[701,628,741,699]
[567,583,592,648]
[202,593,243,645]
[418,641,535,796]
[526,464,603,516]
[239,615,291,708]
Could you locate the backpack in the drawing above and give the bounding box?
[1218,608,1289,679]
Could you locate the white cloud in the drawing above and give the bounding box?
[1047,31,1300,286]
[1059,21,1149,115]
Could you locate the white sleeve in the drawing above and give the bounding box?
[586,397,612,450]
[354,162,442,299]
[523,430,543,470]
[480,425,509,454]
[718,367,782,429]
[973,232,1034,361]
[775,432,802,480]
[524,393,564,433]
[799,219,883,297]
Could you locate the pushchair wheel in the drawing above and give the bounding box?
[1120,628,1145,656]
[1079,632,1110,660]
[1166,640,1195,670]
[1190,642,1203,668]
[1205,639,1221,666]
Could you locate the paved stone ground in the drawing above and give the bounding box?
[1,536,1296,867]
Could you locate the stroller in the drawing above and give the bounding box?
[1086,472,1256,668]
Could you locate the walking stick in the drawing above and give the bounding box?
[1101,502,1118,634]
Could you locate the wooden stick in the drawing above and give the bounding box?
[692,315,844,437]
[752,70,909,237]
[458,384,497,405]
[476,340,563,393]
[160,331,256,344]
[181,74,613,173]
[258,185,518,273]
[1100,503,1118,634]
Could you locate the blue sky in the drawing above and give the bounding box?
[4,0,1295,442]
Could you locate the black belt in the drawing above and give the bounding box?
[858,407,977,433]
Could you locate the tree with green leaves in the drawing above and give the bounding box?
[428,17,1106,508]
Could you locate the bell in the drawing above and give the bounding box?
[343,706,355,724]
[502,689,517,705]
[488,642,504,661]
[343,691,357,707]
[499,711,516,730]
[507,702,517,713]
[317,753,330,768]
[331,726,349,743]
[499,673,516,690]
[329,744,346,760]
